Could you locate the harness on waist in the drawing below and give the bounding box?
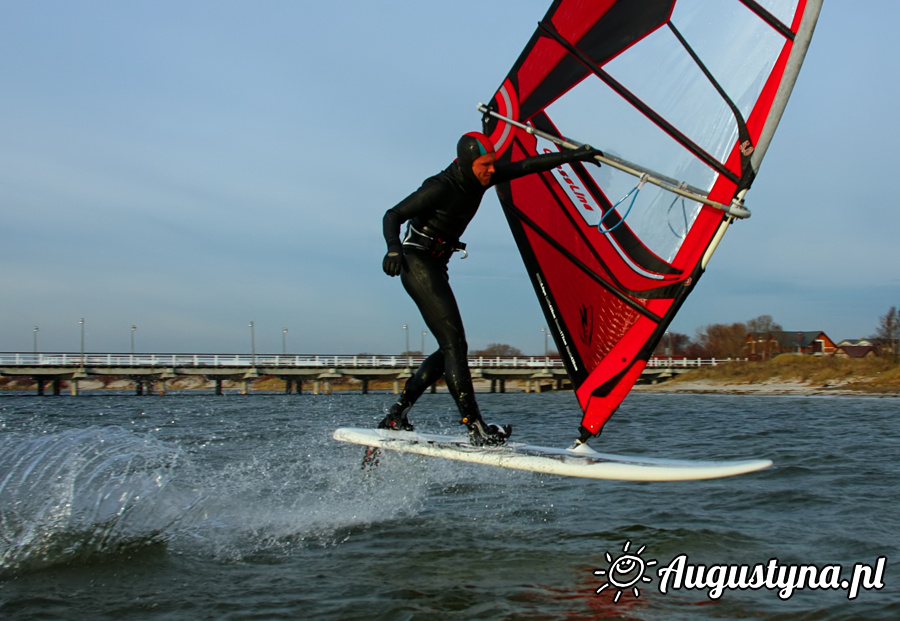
[402,224,468,260]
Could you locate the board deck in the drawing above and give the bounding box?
[333,427,772,481]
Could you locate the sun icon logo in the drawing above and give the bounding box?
[594,540,657,603]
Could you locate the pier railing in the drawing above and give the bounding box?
[0,353,740,369]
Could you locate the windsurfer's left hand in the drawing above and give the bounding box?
[382,247,405,277]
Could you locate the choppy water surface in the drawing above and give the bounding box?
[0,390,897,619]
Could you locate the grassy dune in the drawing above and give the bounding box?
[669,355,900,393]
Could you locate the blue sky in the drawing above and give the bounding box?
[1,1,896,355]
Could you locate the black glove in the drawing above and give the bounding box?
[569,144,603,166]
[382,245,405,277]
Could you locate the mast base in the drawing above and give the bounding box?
[570,425,599,450]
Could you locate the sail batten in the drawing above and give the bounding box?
[511,208,664,324]
[484,0,821,439]
[738,0,796,40]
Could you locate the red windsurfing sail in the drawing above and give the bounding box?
[482,0,821,440]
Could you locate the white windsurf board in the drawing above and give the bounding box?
[333,427,772,481]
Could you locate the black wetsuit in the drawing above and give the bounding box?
[382,139,598,431]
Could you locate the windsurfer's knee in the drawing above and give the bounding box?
[439,338,468,364]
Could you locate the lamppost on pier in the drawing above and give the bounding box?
[249,321,256,364]
[79,318,85,366]
[541,327,549,366]
[131,325,137,354]
[421,329,427,354]
[282,328,288,355]
[33,326,38,354]
[402,324,411,366]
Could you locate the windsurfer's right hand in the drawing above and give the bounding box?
[382,248,405,276]
[571,144,603,166]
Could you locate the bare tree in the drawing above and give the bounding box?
[746,315,783,334]
[874,306,899,360]
[694,322,747,358]
[472,343,524,357]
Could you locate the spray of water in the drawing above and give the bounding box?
[0,417,461,572]
[0,426,191,573]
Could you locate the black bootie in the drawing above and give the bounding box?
[460,406,511,446]
[378,393,415,431]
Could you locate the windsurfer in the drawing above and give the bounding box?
[380,132,600,445]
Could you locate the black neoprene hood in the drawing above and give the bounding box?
[456,132,495,186]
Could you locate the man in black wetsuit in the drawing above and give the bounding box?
[380,131,600,445]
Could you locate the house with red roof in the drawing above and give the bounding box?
[746,331,837,360]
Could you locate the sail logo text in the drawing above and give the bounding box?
[593,542,886,603]
[543,148,601,223]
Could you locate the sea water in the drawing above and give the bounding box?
[0,390,897,620]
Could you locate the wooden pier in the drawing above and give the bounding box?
[0,353,724,396]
